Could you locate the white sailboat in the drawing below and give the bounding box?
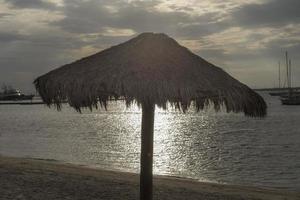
[280,52,300,105]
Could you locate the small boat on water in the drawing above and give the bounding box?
[268,59,300,97]
[0,85,34,101]
[281,95,300,105]
[269,91,300,96]
[280,91,300,98]
[269,90,300,97]
[279,52,300,105]
[269,92,284,96]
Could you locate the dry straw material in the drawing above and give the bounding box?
[34,32,266,117]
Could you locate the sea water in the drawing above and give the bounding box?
[0,92,299,191]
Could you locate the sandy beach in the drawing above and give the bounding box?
[0,156,299,200]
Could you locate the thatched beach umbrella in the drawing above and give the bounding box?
[34,32,266,200]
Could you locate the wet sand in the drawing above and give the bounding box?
[0,156,299,200]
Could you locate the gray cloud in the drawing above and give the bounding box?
[263,38,300,61]
[176,21,230,38]
[197,48,231,62]
[4,0,57,10]
[51,0,224,38]
[0,13,13,18]
[0,30,84,49]
[1,0,300,92]
[0,32,25,43]
[232,0,300,27]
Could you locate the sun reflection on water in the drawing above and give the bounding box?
[69,102,227,182]
[114,103,219,181]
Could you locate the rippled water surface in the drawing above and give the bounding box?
[0,92,300,191]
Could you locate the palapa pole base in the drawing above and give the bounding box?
[140,103,155,200]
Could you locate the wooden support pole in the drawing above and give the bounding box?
[140,103,155,200]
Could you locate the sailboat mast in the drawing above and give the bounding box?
[278,61,281,88]
[285,51,289,88]
[289,59,292,89]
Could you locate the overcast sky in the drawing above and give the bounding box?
[0,0,299,93]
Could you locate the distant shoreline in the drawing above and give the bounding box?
[253,87,300,91]
[0,101,45,105]
[0,155,299,200]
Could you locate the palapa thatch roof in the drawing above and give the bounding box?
[34,32,266,117]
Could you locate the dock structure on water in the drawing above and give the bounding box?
[0,101,46,105]
[254,87,300,92]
